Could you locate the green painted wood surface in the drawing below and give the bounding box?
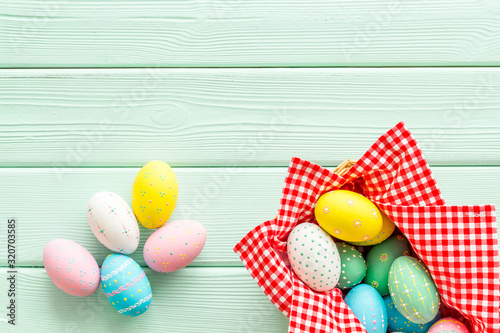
[1,68,500,167]
[1,0,500,67]
[1,167,499,268]
[1,0,500,331]
[0,267,289,332]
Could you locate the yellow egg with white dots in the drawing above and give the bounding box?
[132,160,178,229]
[314,190,383,242]
[349,211,395,246]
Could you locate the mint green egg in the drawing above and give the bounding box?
[389,256,441,324]
[364,234,411,296]
[335,242,366,289]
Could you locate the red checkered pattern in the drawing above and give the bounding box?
[379,204,499,332]
[234,122,499,333]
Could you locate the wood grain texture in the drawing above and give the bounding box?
[0,267,289,332]
[1,166,498,267]
[1,0,500,67]
[1,68,500,167]
[0,167,285,267]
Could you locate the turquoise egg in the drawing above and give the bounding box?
[384,295,441,332]
[389,256,440,324]
[101,254,152,317]
[364,234,411,296]
[344,284,387,332]
[335,242,366,290]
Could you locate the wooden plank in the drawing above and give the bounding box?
[0,167,284,267]
[1,167,498,267]
[1,0,499,67]
[1,68,500,167]
[0,267,289,332]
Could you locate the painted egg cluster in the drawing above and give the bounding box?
[314,190,383,242]
[43,239,100,297]
[364,234,411,296]
[43,160,207,319]
[132,160,178,229]
[144,220,207,273]
[283,189,447,332]
[101,254,152,317]
[287,223,341,292]
[87,191,140,254]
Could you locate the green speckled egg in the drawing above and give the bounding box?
[335,242,366,289]
[364,234,411,296]
[389,256,441,324]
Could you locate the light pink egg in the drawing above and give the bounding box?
[143,220,207,273]
[43,239,100,296]
[428,317,470,333]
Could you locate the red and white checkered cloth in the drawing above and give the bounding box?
[234,122,499,333]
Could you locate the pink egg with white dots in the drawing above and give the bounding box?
[428,317,470,333]
[43,239,100,296]
[143,220,207,273]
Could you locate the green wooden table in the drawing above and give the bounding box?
[1,1,499,332]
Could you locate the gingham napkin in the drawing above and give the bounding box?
[234,122,499,333]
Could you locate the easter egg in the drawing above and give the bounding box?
[389,256,440,324]
[348,211,395,246]
[43,239,100,296]
[384,295,442,333]
[344,284,388,332]
[143,220,207,273]
[314,190,383,242]
[364,234,411,296]
[132,160,178,229]
[87,191,140,254]
[287,223,341,292]
[428,318,470,333]
[335,242,366,290]
[101,254,152,317]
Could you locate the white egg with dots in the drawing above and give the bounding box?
[287,223,341,292]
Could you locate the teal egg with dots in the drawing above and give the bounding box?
[364,234,411,296]
[101,254,152,317]
[389,256,441,324]
[287,223,341,292]
[335,242,366,290]
[344,284,388,332]
[384,295,442,332]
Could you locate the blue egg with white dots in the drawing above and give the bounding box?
[101,254,152,317]
[344,284,387,332]
[384,295,441,332]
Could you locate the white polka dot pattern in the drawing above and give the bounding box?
[287,223,341,292]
